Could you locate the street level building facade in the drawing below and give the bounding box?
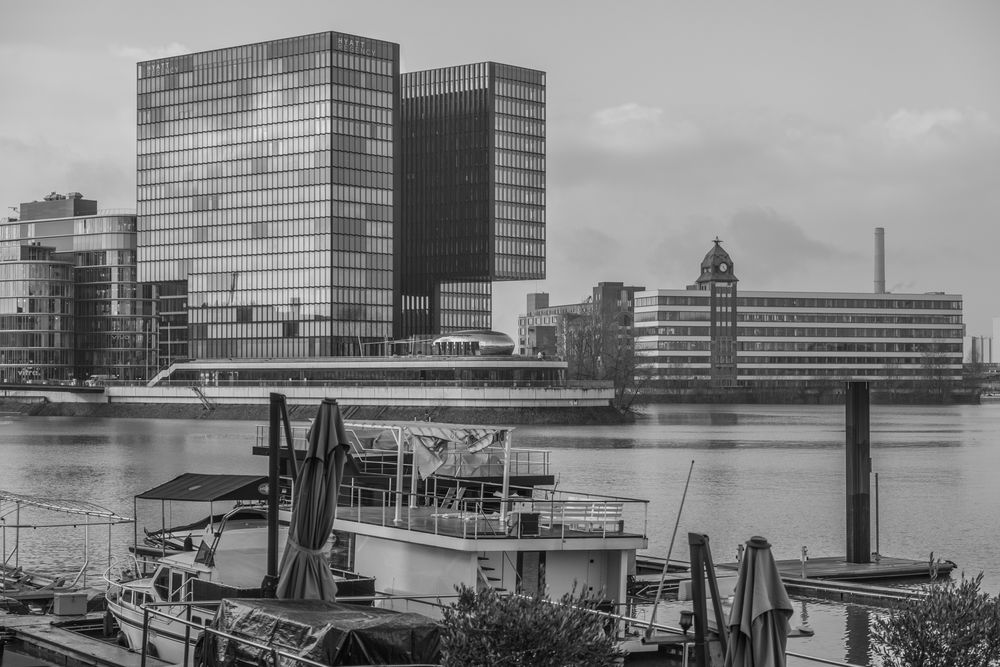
[635,241,964,394]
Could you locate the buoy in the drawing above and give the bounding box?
[103,611,116,637]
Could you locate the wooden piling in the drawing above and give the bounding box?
[845,381,871,564]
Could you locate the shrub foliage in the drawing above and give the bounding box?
[871,573,1000,667]
[439,585,623,667]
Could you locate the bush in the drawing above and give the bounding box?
[439,584,624,667]
[871,573,1000,667]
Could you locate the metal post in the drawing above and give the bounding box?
[141,607,150,667]
[846,381,871,563]
[688,533,708,667]
[394,428,404,523]
[875,472,880,560]
[267,393,282,589]
[499,431,512,524]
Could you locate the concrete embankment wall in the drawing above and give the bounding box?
[0,384,627,425]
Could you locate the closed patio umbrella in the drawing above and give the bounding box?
[276,399,349,600]
[724,536,794,667]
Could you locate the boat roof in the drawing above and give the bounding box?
[0,489,132,524]
[136,473,268,503]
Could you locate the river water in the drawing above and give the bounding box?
[2,403,998,666]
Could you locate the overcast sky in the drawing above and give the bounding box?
[2,1,998,336]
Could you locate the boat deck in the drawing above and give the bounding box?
[335,503,645,542]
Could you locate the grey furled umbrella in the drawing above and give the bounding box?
[276,399,349,600]
[724,536,794,667]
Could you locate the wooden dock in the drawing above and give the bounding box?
[0,611,169,667]
[718,554,956,582]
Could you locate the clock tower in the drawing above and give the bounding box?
[695,238,738,387]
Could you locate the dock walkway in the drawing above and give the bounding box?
[718,554,954,582]
[0,612,169,667]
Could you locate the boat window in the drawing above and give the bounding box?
[123,589,133,605]
[170,571,184,602]
[153,568,169,600]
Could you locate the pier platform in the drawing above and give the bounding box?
[717,554,955,582]
[0,611,169,667]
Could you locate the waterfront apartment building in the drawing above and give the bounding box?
[0,193,157,384]
[136,32,546,359]
[635,241,964,393]
[399,63,546,337]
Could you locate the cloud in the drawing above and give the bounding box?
[111,42,190,62]
[586,103,701,154]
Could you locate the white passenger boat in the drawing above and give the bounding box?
[256,414,652,620]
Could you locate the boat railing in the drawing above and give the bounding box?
[334,478,648,540]
[253,425,550,478]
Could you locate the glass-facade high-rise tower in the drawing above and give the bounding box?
[137,32,399,359]
[398,63,546,338]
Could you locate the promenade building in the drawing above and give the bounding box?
[136,32,545,359]
[399,63,546,338]
[0,193,157,383]
[635,241,965,393]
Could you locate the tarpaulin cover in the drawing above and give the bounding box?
[201,598,441,667]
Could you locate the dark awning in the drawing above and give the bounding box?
[136,473,268,502]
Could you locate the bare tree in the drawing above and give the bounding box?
[563,301,647,412]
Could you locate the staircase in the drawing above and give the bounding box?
[190,386,215,411]
[477,553,506,593]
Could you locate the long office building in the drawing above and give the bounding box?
[136,32,546,359]
[399,63,546,337]
[635,241,964,392]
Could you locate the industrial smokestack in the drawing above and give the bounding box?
[874,227,885,294]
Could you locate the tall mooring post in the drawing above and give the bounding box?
[846,381,871,563]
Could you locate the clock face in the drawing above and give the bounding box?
[719,262,728,272]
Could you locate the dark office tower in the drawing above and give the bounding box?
[399,63,545,338]
[136,32,399,359]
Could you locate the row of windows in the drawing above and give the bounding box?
[495,114,545,138]
[0,350,73,366]
[137,202,391,239]
[495,150,545,171]
[496,132,545,155]
[495,97,545,121]
[495,80,545,103]
[139,120,395,157]
[189,263,391,294]
[495,167,545,188]
[138,135,331,171]
[636,295,962,309]
[495,255,544,281]
[636,326,964,338]
[495,186,545,206]
[141,54,395,109]
[140,84,330,125]
[496,238,545,258]
[141,107,393,146]
[637,340,963,353]
[140,184,335,215]
[496,205,545,225]
[141,158,389,191]
[0,314,71,329]
[0,298,73,315]
[643,367,962,379]
[140,146,393,181]
[637,310,964,325]
[0,280,72,297]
